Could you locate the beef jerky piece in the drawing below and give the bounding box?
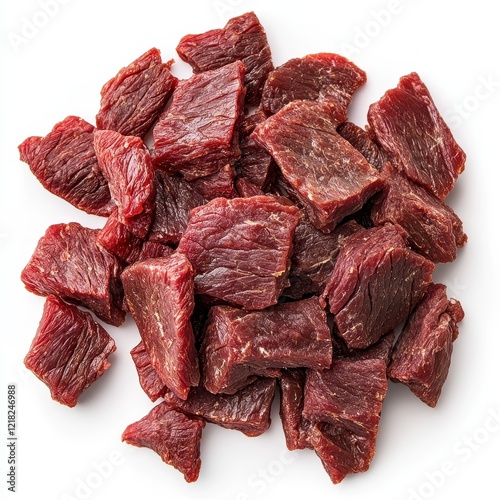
[323,224,434,349]
[94,130,155,238]
[152,61,245,180]
[285,218,362,298]
[279,369,312,451]
[96,48,178,138]
[130,341,168,402]
[253,100,383,232]
[177,196,300,310]
[388,284,464,407]
[371,162,467,263]
[121,254,199,399]
[335,330,395,366]
[97,208,143,264]
[337,121,387,170]
[176,12,273,106]
[235,177,265,197]
[200,297,332,394]
[21,222,125,326]
[235,110,274,190]
[122,402,205,482]
[18,116,113,216]
[24,295,116,407]
[303,358,388,483]
[188,164,237,200]
[149,171,206,245]
[164,377,276,437]
[368,72,466,200]
[261,53,366,116]
[136,241,173,261]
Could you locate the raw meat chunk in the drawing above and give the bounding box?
[177,196,300,310]
[164,377,276,437]
[130,341,168,402]
[200,297,332,394]
[368,72,466,200]
[176,12,273,106]
[335,330,395,366]
[323,224,435,349]
[285,218,362,298]
[235,110,274,190]
[94,130,155,238]
[97,208,143,264]
[236,177,265,197]
[96,48,178,138]
[121,254,199,399]
[279,369,312,451]
[388,283,464,407]
[136,241,173,261]
[253,100,384,232]
[261,53,366,116]
[21,222,125,326]
[18,116,113,216]
[24,295,116,407]
[188,164,237,200]
[122,402,205,482]
[303,358,388,483]
[371,162,467,263]
[337,122,387,171]
[152,61,245,180]
[149,171,206,245]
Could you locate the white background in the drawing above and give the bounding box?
[1,1,499,499]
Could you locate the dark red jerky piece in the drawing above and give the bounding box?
[303,358,388,484]
[176,11,273,106]
[152,61,246,180]
[261,53,366,116]
[96,48,178,138]
[236,110,275,190]
[335,330,395,366]
[94,130,155,238]
[368,72,466,200]
[253,100,383,232]
[97,209,143,264]
[130,341,168,402]
[235,177,265,197]
[388,284,464,407]
[121,254,200,400]
[279,369,312,451]
[200,297,332,395]
[18,116,113,216]
[188,164,237,200]
[122,402,205,483]
[164,377,276,437]
[337,121,388,171]
[323,224,435,349]
[149,171,206,245]
[136,241,173,261]
[371,162,467,263]
[177,196,300,310]
[21,223,125,326]
[24,295,116,407]
[285,218,363,298]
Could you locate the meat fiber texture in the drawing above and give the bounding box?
[200,297,332,394]
[176,11,273,106]
[253,100,384,232]
[122,402,205,483]
[24,295,116,407]
[177,196,300,310]
[388,283,464,407]
[152,61,246,180]
[96,48,178,138]
[368,72,466,200]
[323,223,435,349]
[121,253,200,400]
